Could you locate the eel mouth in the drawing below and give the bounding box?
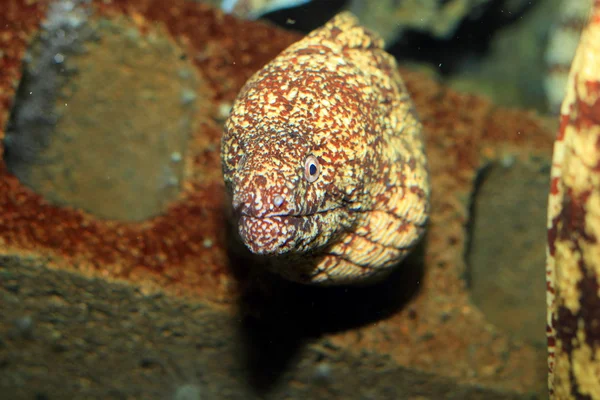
[238,214,301,255]
[237,206,345,256]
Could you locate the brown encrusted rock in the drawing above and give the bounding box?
[0,0,553,398]
[546,0,600,398]
[4,12,203,221]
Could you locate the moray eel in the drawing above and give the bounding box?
[546,1,600,396]
[221,12,430,284]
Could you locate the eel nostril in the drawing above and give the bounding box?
[273,195,284,208]
[233,191,254,214]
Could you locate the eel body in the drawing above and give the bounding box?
[221,12,430,284]
[546,1,600,397]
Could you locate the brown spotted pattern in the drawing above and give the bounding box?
[546,1,600,398]
[221,12,429,284]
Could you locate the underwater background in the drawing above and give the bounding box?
[0,0,595,399]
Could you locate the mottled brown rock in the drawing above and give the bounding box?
[546,1,600,398]
[468,157,549,346]
[5,14,203,221]
[0,0,555,398]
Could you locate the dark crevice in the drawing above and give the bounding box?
[463,162,493,289]
[260,0,348,33]
[387,0,538,75]
[265,0,539,77]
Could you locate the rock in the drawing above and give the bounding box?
[4,2,202,221]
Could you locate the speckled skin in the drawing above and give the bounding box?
[546,1,600,398]
[222,12,430,284]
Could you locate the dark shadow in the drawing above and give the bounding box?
[463,162,492,289]
[262,0,536,77]
[260,0,348,33]
[385,0,536,75]
[225,221,426,394]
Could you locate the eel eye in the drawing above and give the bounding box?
[304,155,320,183]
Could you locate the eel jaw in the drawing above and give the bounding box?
[238,214,301,255]
[238,206,348,256]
